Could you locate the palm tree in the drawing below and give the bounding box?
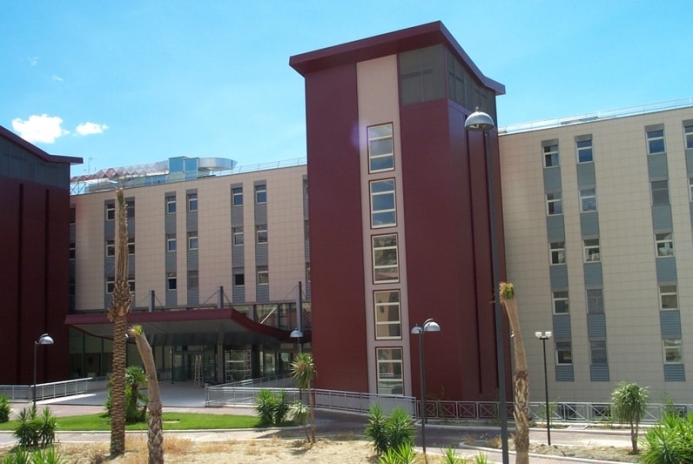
[291,353,317,443]
[499,282,530,464]
[130,324,164,464]
[108,188,131,457]
[611,381,649,453]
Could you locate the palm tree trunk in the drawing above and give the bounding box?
[308,383,316,444]
[133,328,164,464]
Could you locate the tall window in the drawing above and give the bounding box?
[232,188,243,206]
[552,290,569,314]
[543,144,559,167]
[233,227,244,246]
[655,232,674,257]
[590,340,608,365]
[106,278,115,294]
[685,125,693,150]
[374,290,401,339]
[188,232,198,250]
[577,138,593,163]
[587,289,604,314]
[370,179,396,228]
[106,239,115,257]
[556,341,572,364]
[256,225,268,244]
[580,188,597,212]
[257,266,269,285]
[376,347,403,395]
[550,242,566,265]
[583,239,600,262]
[187,270,199,290]
[126,200,135,218]
[166,235,176,252]
[69,243,75,260]
[233,270,245,287]
[659,285,678,310]
[546,192,562,215]
[651,180,669,205]
[167,273,177,291]
[664,338,683,364]
[187,193,198,212]
[127,238,135,255]
[368,124,394,172]
[255,185,267,204]
[373,234,399,283]
[646,129,666,154]
[105,203,115,221]
[166,196,176,214]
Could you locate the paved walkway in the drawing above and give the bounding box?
[3,383,637,463]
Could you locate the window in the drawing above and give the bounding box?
[128,278,135,293]
[187,193,198,212]
[685,125,693,150]
[257,265,269,285]
[659,285,678,310]
[577,139,593,163]
[370,179,396,228]
[543,144,559,167]
[106,278,115,294]
[127,237,135,255]
[376,347,403,395]
[106,240,115,257]
[233,227,244,246]
[647,129,665,154]
[106,203,115,221]
[188,270,199,290]
[166,196,176,214]
[167,273,177,291]
[255,185,267,203]
[664,338,683,364]
[546,192,562,215]
[374,290,401,339]
[580,188,597,212]
[188,232,198,250]
[232,188,243,206]
[556,341,572,364]
[306,263,311,282]
[655,232,674,257]
[590,340,608,365]
[126,200,135,218]
[587,289,604,314]
[368,124,394,172]
[651,180,669,205]
[69,243,75,260]
[373,234,399,283]
[256,225,268,244]
[689,178,693,202]
[167,235,176,252]
[234,272,245,287]
[552,291,569,314]
[584,239,600,262]
[550,242,565,265]
[399,45,446,106]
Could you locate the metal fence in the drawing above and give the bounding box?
[0,378,105,402]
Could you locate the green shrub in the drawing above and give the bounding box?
[272,390,289,425]
[364,405,415,456]
[1,447,65,464]
[12,406,57,449]
[104,366,148,424]
[254,389,289,426]
[443,446,468,464]
[0,395,10,423]
[642,413,693,464]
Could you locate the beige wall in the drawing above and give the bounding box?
[501,107,693,403]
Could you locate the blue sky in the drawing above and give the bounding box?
[2,1,692,177]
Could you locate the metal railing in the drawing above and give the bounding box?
[0,377,104,402]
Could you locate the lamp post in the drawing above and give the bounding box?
[290,328,303,354]
[465,108,509,464]
[535,330,553,445]
[411,318,441,455]
[33,333,54,407]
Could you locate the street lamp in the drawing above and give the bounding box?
[465,108,510,464]
[411,318,441,455]
[290,328,303,353]
[535,330,553,445]
[33,333,54,407]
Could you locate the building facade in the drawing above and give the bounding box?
[0,125,81,384]
[501,104,693,405]
[67,158,310,383]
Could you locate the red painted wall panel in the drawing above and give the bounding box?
[305,64,369,393]
[0,181,21,383]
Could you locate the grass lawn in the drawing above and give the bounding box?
[0,412,262,431]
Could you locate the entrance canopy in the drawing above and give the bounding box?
[65,308,309,346]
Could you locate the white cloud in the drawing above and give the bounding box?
[12,114,69,144]
[28,56,39,66]
[75,122,109,136]
[52,74,63,82]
